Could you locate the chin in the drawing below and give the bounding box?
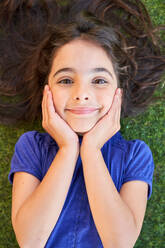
[73,125,93,134]
[68,121,96,135]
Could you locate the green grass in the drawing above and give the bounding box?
[143,0,165,25]
[0,0,165,247]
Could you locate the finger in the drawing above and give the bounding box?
[115,89,122,127]
[118,89,122,119]
[42,85,47,124]
[107,89,121,130]
[114,95,120,125]
[116,88,122,106]
[44,85,51,123]
[47,88,56,120]
[107,88,119,117]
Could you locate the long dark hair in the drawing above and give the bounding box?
[0,0,164,125]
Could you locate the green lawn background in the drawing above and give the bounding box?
[0,0,164,247]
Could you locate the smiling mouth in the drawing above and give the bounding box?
[66,109,99,115]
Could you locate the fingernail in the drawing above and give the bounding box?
[118,88,122,96]
[45,85,50,93]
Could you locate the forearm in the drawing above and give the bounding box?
[81,147,138,248]
[14,146,79,248]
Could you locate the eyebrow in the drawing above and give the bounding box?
[53,67,114,79]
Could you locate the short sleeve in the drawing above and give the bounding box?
[8,131,42,184]
[123,140,154,200]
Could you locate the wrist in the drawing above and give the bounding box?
[80,143,100,156]
[59,143,80,157]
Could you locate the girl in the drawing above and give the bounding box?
[0,0,164,247]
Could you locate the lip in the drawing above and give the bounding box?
[66,107,99,115]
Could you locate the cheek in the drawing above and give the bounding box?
[51,92,65,116]
[99,91,115,115]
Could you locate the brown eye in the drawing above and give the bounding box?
[93,79,108,85]
[57,79,73,84]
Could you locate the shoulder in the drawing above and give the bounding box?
[111,132,154,199]
[9,131,58,184]
[109,132,154,177]
[124,138,154,168]
[16,130,58,150]
[14,130,59,164]
[111,132,153,161]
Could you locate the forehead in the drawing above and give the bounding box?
[52,39,115,73]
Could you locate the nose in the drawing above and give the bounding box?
[72,84,90,101]
[75,96,89,100]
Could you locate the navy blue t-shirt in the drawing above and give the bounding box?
[8,131,154,247]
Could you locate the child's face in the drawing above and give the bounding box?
[48,39,118,135]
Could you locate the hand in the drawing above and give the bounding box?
[81,88,122,151]
[42,85,79,150]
